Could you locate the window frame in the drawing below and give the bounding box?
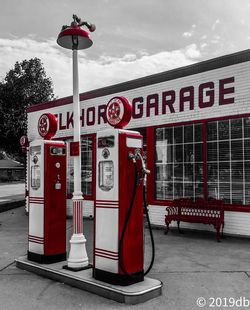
[65,133,96,200]
[146,113,250,212]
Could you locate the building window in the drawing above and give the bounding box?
[81,137,93,196]
[155,124,203,200]
[67,136,93,197]
[67,140,74,195]
[154,116,250,205]
[207,117,250,205]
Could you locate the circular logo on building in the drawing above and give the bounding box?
[38,113,57,140]
[106,96,132,129]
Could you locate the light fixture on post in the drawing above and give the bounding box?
[57,15,95,270]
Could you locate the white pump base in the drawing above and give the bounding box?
[16,256,162,304]
[67,234,89,268]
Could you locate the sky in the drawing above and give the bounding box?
[1,0,250,99]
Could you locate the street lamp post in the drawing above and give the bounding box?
[57,15,96,269]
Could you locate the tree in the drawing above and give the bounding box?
[0,58,54,157]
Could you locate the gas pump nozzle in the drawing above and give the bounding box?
[135,151,150,186]
[128,152,136,163]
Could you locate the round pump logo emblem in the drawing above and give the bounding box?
[19,136,28,147]
[38,113,57,140]
[106,96,132,129]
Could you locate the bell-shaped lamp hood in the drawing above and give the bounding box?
[57,26,93,50]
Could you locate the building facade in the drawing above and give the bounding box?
[27,49,250,237]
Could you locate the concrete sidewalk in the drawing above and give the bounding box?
[0,183,25,213]
[0,206,250,310]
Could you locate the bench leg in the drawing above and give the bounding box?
[215,224,222,242]
[165,222,170,235]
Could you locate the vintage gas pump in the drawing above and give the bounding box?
[93,97,154,286]
[28,113,67,263]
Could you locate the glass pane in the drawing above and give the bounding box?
[245,162,250,183]
[159,182,173,199]
[195,183,203,198]
[244,117,250,138]
[184,183,194,198]
[155,164,164,181]
[219,183,230,203]
[184,163,194,182]
[165,164,173,181]
[173,163,183,181]
[155,146,164,163]
[164,128,173,144]
[67,140,74,195]
[174,182,183,198]
[195,143,203,162]
[81,138,93,196]
[174,126,183,144]
[174,144,183,162]
[218,120,229,140]
[232,183,243,204]
[155,182,164,200]
[156,143,173,163]
[184,125,193,143]
[155,128,164,141]
[156,164,173,181]
[207,122,217,141]
[207,163,218,182]
[195,163,203,182]
[155,123,203,201]
[245,183,250,205]
[166,145,173,163]
[208,183,219,200]
[232,162,243,183]
[195,123,202,142]
[244,139,250,161]
[184,144,194,162]
[219,141,230,161]
[231,140,243,161]
[219,162,230,182]
[231,118,242,139]
[207,142,217,162]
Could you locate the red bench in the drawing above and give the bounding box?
[165,198,224,241]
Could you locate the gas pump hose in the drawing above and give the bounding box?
[118,160,155,278]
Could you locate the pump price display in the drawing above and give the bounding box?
[50,147,66,155]
[99,161,114,191]
[98,136,114,148]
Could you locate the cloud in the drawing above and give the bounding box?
[183,32,192,38]
[0,37,202,98]
[212,19,221,31]
[182,24,196,38]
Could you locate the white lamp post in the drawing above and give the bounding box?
[57,15,96,270]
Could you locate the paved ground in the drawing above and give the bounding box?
[0,204,250,310]
[0,183,25,213]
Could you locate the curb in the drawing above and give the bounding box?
[0,199,25,213]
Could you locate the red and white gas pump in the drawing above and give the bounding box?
[28,113,67,263]
[93,97,153,285]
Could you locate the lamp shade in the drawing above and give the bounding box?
[57,26,93,50]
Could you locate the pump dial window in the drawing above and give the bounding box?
[50,147,66,155]
[98,136,115,148]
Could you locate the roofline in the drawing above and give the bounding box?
[27,48,250,113]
